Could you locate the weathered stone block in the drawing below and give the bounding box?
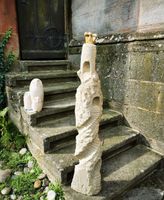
[124,80,164,113]
[68,54,81,70]
[128,48,164,83]
[128,52,154,81]
[124,105,164,142]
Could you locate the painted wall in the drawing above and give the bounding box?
[71,0,164,40]
[0,0,19,58]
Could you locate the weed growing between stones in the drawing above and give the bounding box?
[0,108,65,199]
[0,107,26,150]
[49,183,65,200]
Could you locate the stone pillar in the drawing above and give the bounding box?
[71,32,103,196]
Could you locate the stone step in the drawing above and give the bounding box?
[64,145,162,200]
[21,102,75,126]
[6,70,78,87]
[19,60,71,72]
[27,125,140,185]
[43,95,75,109]
[27,109,123,153]
[7,82,79,109]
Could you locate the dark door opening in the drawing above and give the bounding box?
[16,0,66,60]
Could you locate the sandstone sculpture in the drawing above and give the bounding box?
[23,78,44,112]
[71,32,103,196]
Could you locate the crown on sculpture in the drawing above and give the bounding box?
[84,32,97,44]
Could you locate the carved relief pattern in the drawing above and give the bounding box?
[71,33,103,196]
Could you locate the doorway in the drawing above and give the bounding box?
[16,0,66,59]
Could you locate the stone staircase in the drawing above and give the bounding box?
[6,60,163,200]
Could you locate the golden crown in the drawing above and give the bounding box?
[84,32,97,44]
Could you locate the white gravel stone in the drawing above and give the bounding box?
[14,171,22,176]
[28,160,34,169]
[1,187,11,195]
[38,173,46,180]
[17,196,23,200]
[47,190,56,200]
[44,186,49,193]
[19,148,27,155]
[23,167,30,174]
[0,169,11,183]
[10,194,17,200]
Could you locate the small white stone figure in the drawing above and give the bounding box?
[23,78,44,112]
[23,91,32,110]
[71,32,103,196]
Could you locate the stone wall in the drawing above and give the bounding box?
[0,0,19,58]
[71,0,164,40]
[69,31,164,153]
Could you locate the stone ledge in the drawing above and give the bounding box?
[69,31,164,47]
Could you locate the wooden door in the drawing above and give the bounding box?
[16,0,66,59]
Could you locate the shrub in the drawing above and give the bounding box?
[0,29,15,108]
[0,107,26,150]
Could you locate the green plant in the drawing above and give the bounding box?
[0,107,8,135]
[6,152,32,169]
[10,160,42,194]
[49,182,65,200]
[0,28,15,108]
[0,107,26,150]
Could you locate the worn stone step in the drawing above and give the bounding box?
[6,82,79,109]
[27,109,123,152]
[21,103,75,127]
[27,125,140,185]
[43,95,75,109]
[6,70,78,87]
[64,145,162,200]
[18,60,71,72]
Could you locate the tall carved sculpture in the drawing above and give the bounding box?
[23,78,44,112]
[71,32,103,196]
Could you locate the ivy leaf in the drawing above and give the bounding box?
[0,107,8,118]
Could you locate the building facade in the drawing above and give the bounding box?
[1,0,164,153]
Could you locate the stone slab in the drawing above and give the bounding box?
[27,109,123,153]
[122,187,164,200]
[124,80,164,113]
[6,70,77,87]
[124,105,164,142]
[7,82,79,108]
[128,50,164,83]
[28,125,139,185]
[64,145,162,200]
[19,60,71,72]
[21,104,75,126]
